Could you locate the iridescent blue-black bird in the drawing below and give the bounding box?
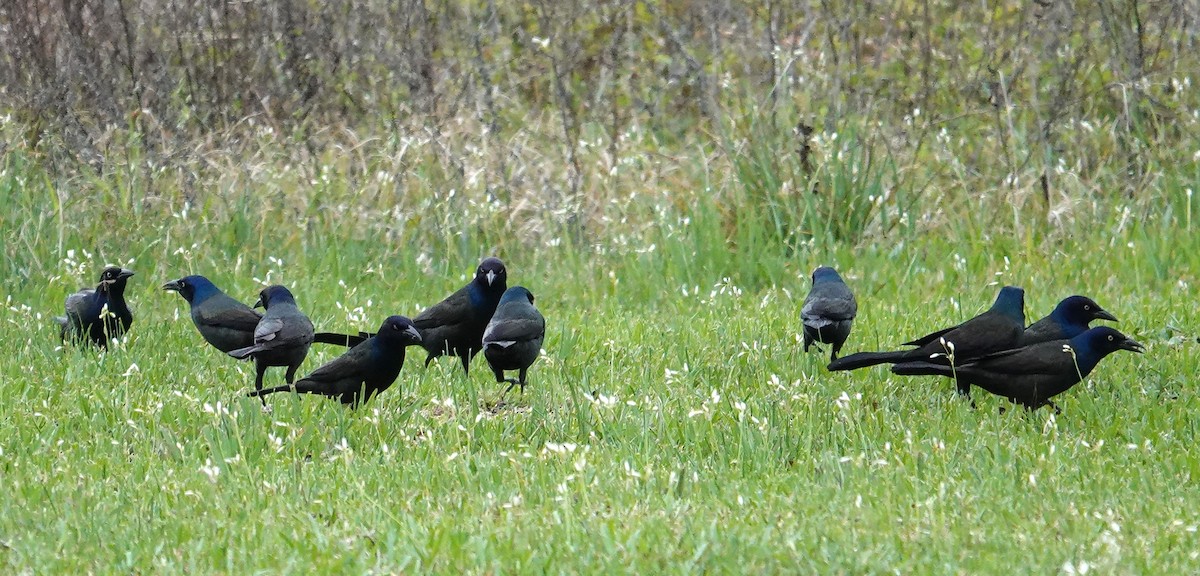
[801,266,857,361]
[483,286,545,396]
[1019,295,1117,346]
[828,286,1027,396]
[228,285,315,398]
[249,315,423,407]
[891,326,1143,412]
[56,266,135,348]
[163,275,262,353]
[313,257,508,375]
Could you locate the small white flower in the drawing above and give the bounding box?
[199,459,221,482]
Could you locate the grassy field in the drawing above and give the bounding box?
[3,1,1200,570]
[0,155,1197,573]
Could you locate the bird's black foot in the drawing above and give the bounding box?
[497,378,524,401]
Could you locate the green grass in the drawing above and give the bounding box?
[0,152,1198,573]
[5,0,1200,568]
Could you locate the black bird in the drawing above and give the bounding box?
[313,257,508,375]
[227,285,315,398]
[801,266,857,361]
[891,326,1143,412]
[482,286,546,396]
[1019,295,1117,346]
[163,275,262,353]
[249,315,423,407]
[57,266,135,348]
[828,286,1026,395]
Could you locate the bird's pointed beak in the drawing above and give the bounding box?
[486,270,497,286]
[252,297,265,309]
[118,269,136,279]
[406,326,423,342]
[1095,309,1118,322]
[162,280,182,292]
[1121,338,1145,353]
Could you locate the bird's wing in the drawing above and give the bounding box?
[196,300,262,332]
[277,314,315,343]
[964,343,1077,377]
[902,324,959,347]
[1018,317,1063,346]
[911,312,1022,359]
[299,343,371,385]
[483,317,545,344]
[64,290,94,319]
[254,317,284,343]
[802,296,857,323]
[414,287,471,330]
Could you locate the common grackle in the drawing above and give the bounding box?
[313,257,508,375]
[828,286,1026,396]
[891,326,1143,412]
[228,285,315,398]
[801,266,857,361]
[163,275,262,353]
[482,286,545,397]
[1020,295,1117,346]
[57,266,135,348]
[249,315,423,407]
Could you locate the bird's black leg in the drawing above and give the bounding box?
[496,372,523,400]
[254,360,268,406]
[500,380,518,398]
[491,365,512,399]
[494,379,523,400]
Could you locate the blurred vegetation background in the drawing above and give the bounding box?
[0,0,1196,281]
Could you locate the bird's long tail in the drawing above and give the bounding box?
[247,385,289,397]
[54,316,69,340]
[227,345,260,359]
[889,361,955,377]
[313,332,371,347]
[892,361,975,397]
[826,350,911,371]
[247,380,329,398]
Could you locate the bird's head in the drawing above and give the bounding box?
[255,285,296,309]
[162,275,217,304]
[811,266,844,285]
[992,285,1026,324]
[1071,326,1144,363]
[1054,295,1118,326]
[475,257,508,290]
[379,315,423,346]
[499,286,536,306]
[98,266,135,292]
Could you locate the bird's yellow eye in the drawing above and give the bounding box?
[1108,335,1114,341]
[1084,305,1091,310]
